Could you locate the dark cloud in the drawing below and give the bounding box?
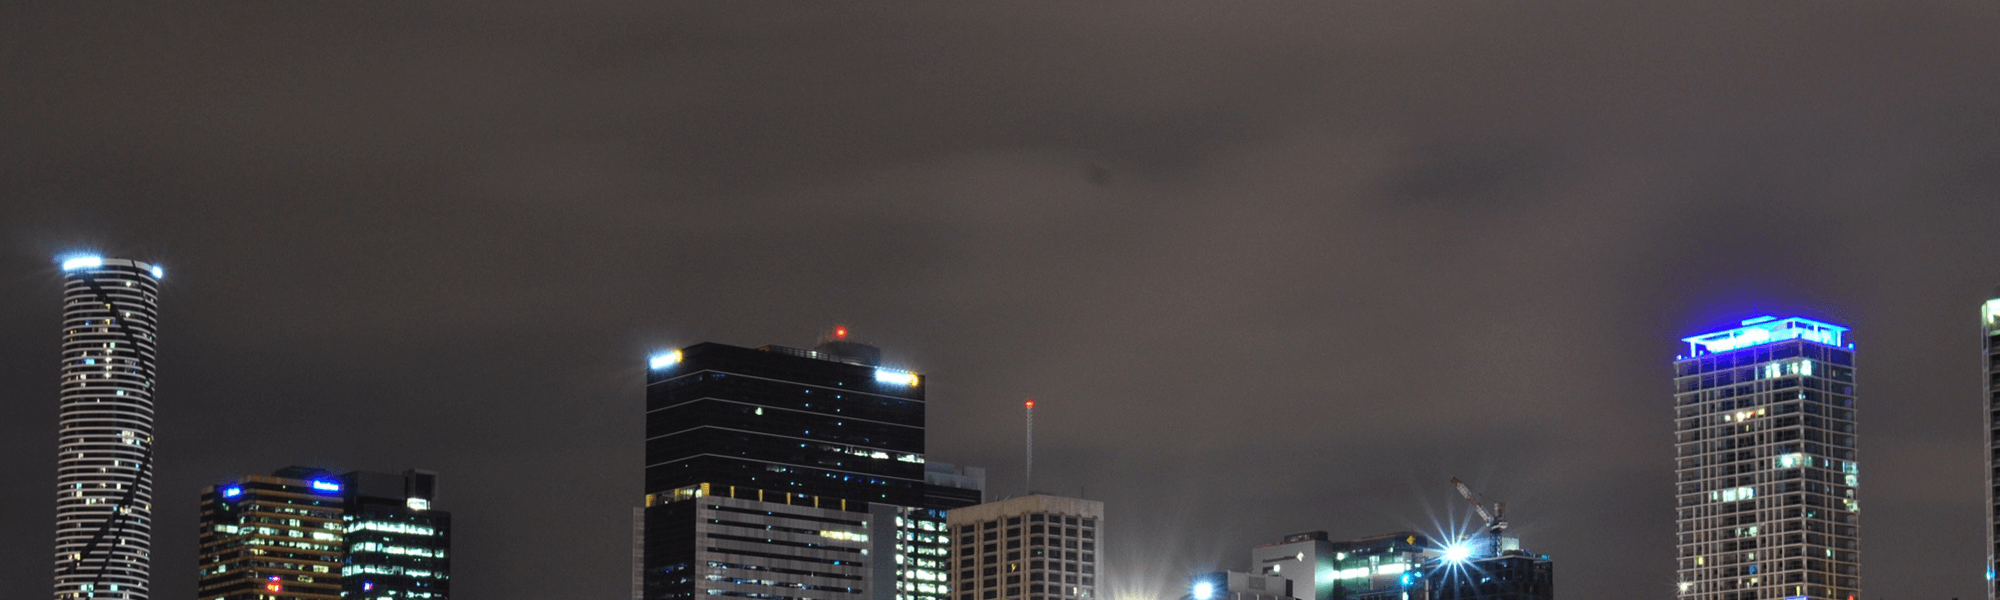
[3,1,1998,598]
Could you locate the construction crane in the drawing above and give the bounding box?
[1450,477,1507,557]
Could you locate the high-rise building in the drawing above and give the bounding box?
[1674,316,1860,600]
[197,467,348,600]
[944,494,1103,600]
[54,256,163,600]
[198,467,450,600]
[1983,295,2000,600]
[642,331,978,600]
[339,469,450,599]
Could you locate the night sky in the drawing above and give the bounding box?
[3,2,1997,599]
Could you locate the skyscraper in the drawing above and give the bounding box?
[642,331,977,600]
[1674,316,1859,600]
[55,256,163,600]
[197,468,347,600]
[198,467,450,600]
[1983,295,2000,600]
[339,469,450,599]
[945,494,1103,600]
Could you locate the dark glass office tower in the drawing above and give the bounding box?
[1673,317,1859,600]
[340,469,450,600]
[643,332,961,600]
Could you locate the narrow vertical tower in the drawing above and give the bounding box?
[1984,294,2000,600]
[1673,316,1859,600]
[1025,398,1035,494]
[54,256,163,600]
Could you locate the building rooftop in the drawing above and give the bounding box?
[1680,315,1849,357]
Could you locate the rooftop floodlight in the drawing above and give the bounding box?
[1192,582,1215,600]
[875,368,919,387]
[1443,543,1473,563]
[650,350,683,370]
[150,265,164,279]
[61,256,103,271]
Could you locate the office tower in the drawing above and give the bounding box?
[1674,316,1859,600]
[643,332,976,600]
[1985,294,2000,600]
[55,256,163,600]
[945,494,1103,600]
[198,467,450,600]
[339,469,450,599]
[197,468,347,600]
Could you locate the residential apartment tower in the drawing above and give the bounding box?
[1674,316,1860,600]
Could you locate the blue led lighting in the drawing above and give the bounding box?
[1682,316,1848,356]
[1192,582,1215,600]
[221,485,243,498]
[150,265,163,279]
[61,256,103,271]
[650,350,683,370]
[310,479,342,492]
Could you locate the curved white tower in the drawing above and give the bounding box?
[54,256,161,600]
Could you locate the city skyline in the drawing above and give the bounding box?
[5,2,2000,599]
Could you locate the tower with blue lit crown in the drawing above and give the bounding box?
[1673,316,1859,600]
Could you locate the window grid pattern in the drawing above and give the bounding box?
[1673,339,1859,600]
[948,512,1098,600]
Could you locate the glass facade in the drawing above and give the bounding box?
[644,342,927,507]
[198,468,449,600]
[340,470,450,599]
[1674,317,1860,600]
[197,470,347,600]
[895,508,952,600]
[644,338,976,600]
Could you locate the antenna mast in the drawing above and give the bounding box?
[1024,399,1035,494]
